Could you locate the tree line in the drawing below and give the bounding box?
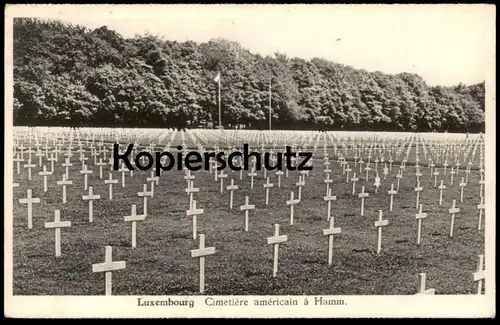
[13,18,485,132]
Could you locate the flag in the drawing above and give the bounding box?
[213,72,221,83]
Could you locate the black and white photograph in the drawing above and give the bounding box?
[4,4,495,318]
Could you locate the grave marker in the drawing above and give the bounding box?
[286,191,300,225]
[414,181,423,209]
[38,165,53,192]
[24,161,36,181]
[323,188,337,221]
[415,204,427,245]
[80,164,93,190]
[92,246,126,296]
[124,204,146,248]
[438,180,446,205]
[358,186,369,217]
[323,217,341,266]
[448,200,460,238]
[295,176,305,201]
[96,158,107,179]
[186,200,204,239]
[104,172,119,200]
[473,254,485,295]
[137,184,153,217]
[374,210,389,255]
[477,196,485,231]
[190,234,216,294]
[226,179,239,209]
[459,178,467,202]
[416,273,436,295]
[263,177,274,206]
[19,189,40,229]
[387,183,397,212]
[218,170,228,193]
[44,209,71,257]
[266,224,288,278]
[240,196,255,232]
[82,186,101,222]
[351,173,359,195]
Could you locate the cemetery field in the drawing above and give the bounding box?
[11,129,486,295]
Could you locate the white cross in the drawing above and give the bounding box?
[19,189,40,229]
[387,183,398,212]
[13,154,23,174]
[473,254,485,295]
[345,164,352,183]
[147,171,160,197]
[118,164,129,187]
[62,158,73,179]
[248,169,258,190]
[295,175,305,201]
[416,273,435,295]
[47,153,57,172]
[185,180,200,208]
[263,177,274,206]
[104,172,119,200]
[449,166,456,186]
[415,204,427,245]
[240,196,255,232]
[438,180,447,205]
[358,186,369,217]
[137,184,153,217]
[415,169,423,182]
[80,164,93,190]
[323,188,337,221]
[124,204,146,248]
[364,165,372,180]
[82,186,101,222]
[24,161,36,181]
[374,210,389,255]
[324,174,333,196]
[38,165,53,192]
[414,181,423,209]
[323,217,341,265]
[218,170,228,193]
[351,173,359,195]
[184,169,195,186]
[433,169,440,187]
[96,158,107,179]
[226,179,239,209]
[186,199,204,239]
[266,224,287,278]
[275,170,284,188]
[286,191,300,225]
[477,196,485,231]
[190,234,216,294]
[44,210,71,257]
[448,199,460,238]
[479,173,485,198]
[92,246,126,296]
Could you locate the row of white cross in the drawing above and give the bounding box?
[12,130,486,295]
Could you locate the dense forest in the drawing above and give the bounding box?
[13,18,485,132]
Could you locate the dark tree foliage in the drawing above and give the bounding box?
[13,18,485,132]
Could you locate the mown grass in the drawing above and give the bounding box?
[12,143,485,295]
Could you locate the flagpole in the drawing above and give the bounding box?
[268,77,272,131]
[218,73,222,129]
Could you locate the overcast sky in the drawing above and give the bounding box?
[7,4,495,86]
